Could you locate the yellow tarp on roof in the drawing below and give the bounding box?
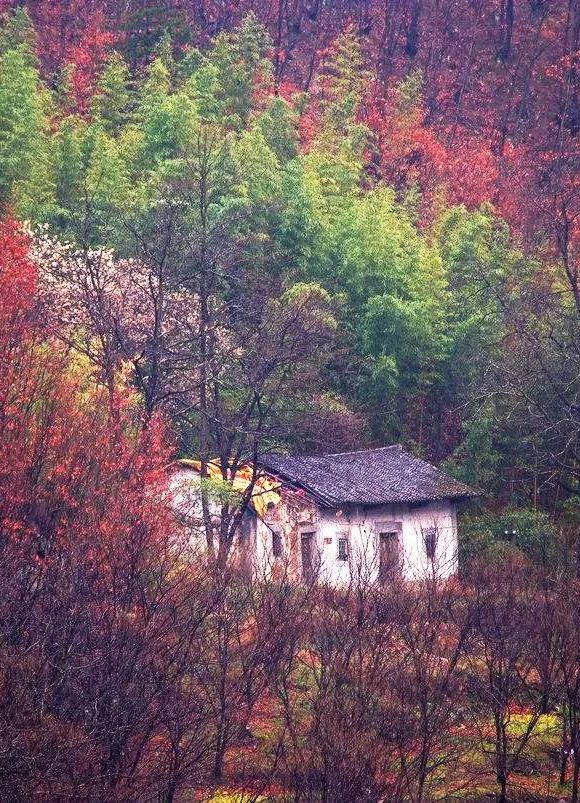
[177,459,281,518]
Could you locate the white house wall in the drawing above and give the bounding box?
[399,501,458,580]
[255,490,319,582]
[168,468,258,569]
[169,468,206,552]
[300,501,458,585]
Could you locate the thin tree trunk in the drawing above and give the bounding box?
[495,713,508,803]
[497,0,514,61]
[560,704,569,786]
[405,0,421,58]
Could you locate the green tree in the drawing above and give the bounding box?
[300,185,450,440]
[122,1,190,70]
[459,508,558,568]
[0,7,37,63]
[255,96,299,163]
[207,13,271,129]
[49,116,85,230]
[232,126,281,207]
[153,30,175,76]
[86,129,130,212]
[0,45,48,205]
[314,23,370,157]
[435,205,539,489]
[136,58,198,170]
[183,58,221,123]
[92,53,131,136]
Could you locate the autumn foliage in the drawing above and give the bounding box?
[0,220,190,798]
[0,1,578,798]
[1,0,576,244]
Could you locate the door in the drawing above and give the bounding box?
[379,531,401,584]
[301,532,316,583]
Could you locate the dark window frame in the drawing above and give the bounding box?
[272,528,283,558]
[337,536,349,561]
[423,526,438,561]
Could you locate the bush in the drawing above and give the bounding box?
[459,507,558,569]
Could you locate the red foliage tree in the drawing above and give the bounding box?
[64,10,116,114]
[0,219,218,799]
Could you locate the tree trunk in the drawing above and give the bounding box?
[495,713,508,803]
[497,0,514,62]
[560,706,569,786]
[572,754,580,803]
[571,714,580,803]
[405,0,421,58]
[213,734,225,779]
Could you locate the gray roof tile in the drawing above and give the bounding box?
[259,445,478,507]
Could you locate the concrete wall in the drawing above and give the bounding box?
[168,467,256,572]
[168,468,206,551]
[255,495,458,584]
[279,501,458,585]
[255,488,318,582]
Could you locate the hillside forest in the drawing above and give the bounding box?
[0,1,579,800]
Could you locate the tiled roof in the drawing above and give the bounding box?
[259,445,478,508]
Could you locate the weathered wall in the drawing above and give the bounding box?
[257,495,458,585]
[256,487,319,582]
[169,467,206,550]
[301,501,458,585]
[168,467,257,573]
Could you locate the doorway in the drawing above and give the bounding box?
[378,530,401,584]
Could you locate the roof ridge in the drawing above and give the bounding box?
[314,444,402,458]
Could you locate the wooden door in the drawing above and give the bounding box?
[301,532,315,583]
[379,531,401,584]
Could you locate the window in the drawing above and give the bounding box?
[337,536,349,561]
[423,527,438,561]
[272,528,283,558]
[301,531,316,582]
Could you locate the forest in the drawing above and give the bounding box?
[0,1,578,800]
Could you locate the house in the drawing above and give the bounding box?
[170,445,477,585]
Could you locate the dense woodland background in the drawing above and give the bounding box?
[0,1,579,800]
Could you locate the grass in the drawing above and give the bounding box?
[506,712,560,739]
